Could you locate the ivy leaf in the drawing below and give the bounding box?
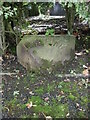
[4,13,9,19]
[9,11,13,17]
[13,8,17,11]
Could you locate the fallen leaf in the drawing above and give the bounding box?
[76,103,79,107]
[83,65,88,69]
[0,57,3,62]
[66,113,70,117]
[26,102,37,109]
[82,69,89,76]
[26,102,33,109]
[75,52,83,56]
[59,91,64,96]
[78,82,82,86]
[75,56,78,59]
[78,108,83,111]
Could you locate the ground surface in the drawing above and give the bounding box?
[2,49,90,119]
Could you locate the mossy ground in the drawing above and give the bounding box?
[2,51,89,119]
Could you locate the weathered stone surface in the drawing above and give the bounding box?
[17,35,75,70]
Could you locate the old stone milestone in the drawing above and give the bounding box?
[17,35,75,70]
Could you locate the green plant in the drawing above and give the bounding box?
[75,2,90,23]
[2,6,17,19]
[45,29,55,36]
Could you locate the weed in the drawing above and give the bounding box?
[45,29,55,36]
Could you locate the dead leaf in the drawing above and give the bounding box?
[26,102,33,109]
[83,65,88,69]
[0,56,3,62]
[82,69,89,76]
[78,108,83,111]
[26,102,37,109]
[76,103,79,107]
[59,91,64,95]
[78,82,83,86]
[5,53,9,59]
[66,113,70,117]
[75,52,83,56]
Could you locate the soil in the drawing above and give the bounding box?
[1,48,90,119]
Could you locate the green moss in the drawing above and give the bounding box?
[33,101,68,118]
[45,83,55,93]
[5,98,19,106]
[20,104,26,110]
[81,96,88,103]
[31,114,39,119]
[41,59,52,68]
[79,59,85,66]
[25,39,44,49]
[71,82,80,98]
[27,73,36,83]
[33,105,52,115]
[27,95,69,118]
[4,98,21,116]
[52,103,68,118]
[78,111,86,118]
[20,115,31,119]
[72,82,77,89]
[68,93,76,101]
[58,81,71,93]
[51,99,69,117]
[28,96,44,105]
[35,87,44,95]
